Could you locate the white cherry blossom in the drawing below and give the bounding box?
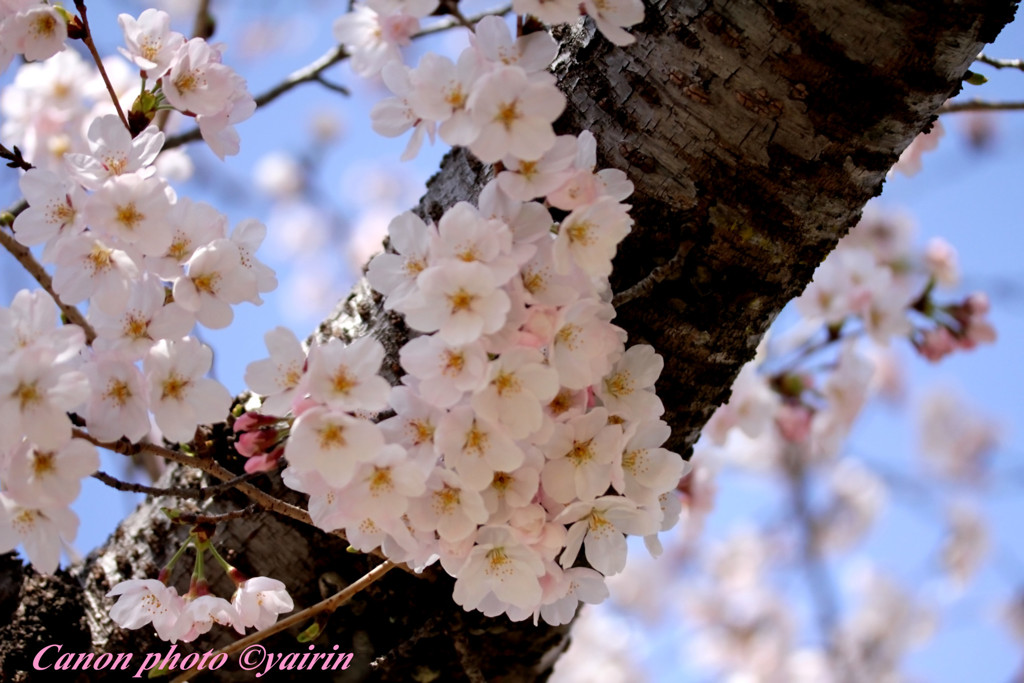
[244,326,306,416]
[144,337,232,443]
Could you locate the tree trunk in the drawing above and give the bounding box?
[0,0,1017,681]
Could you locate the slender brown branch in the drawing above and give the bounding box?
[977,53,1024,72]
[91,469,259,501]
[938,99,1024,114]
[169,560,397,683]
[74,429,418,574]
[74,1,130,131]
[167,504,261,525]
[0,228,97,344]
[162,4,513,151]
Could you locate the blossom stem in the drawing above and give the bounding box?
[73,1,131,132]
[161,535,194,581]
[168,560,397,683]
[0,227,97,343]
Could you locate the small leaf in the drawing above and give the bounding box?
[964,70,988,85]
[297,621,321,643]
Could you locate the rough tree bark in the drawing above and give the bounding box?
[0,0,1017,681]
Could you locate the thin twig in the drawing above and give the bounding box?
[977,53,1024,72]
[169,560,397,683]
[0,228,97,343]
[168,504,261,525]
[74,429,419,574]
[74,1,130,131]
[91,469,258,501]
[162,4,514,151]
[938,100,1024,114]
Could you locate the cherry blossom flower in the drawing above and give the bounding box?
[12,168,86,259]
[467,66,565,163]
[338,443,427,520]
[4,438,99,507]
[408,50,481,146]
[333,0,437,78]
[398,335,489,409]
[2,5,67,66]
[472,17,559,75]
[0,494,78,574]
[144,337,232,443]
[471,347,559,439]
[117,9,185,77]
[596,344,665,420]
[556,495,657,576]
[65,115,165,190]
[83,173,174,256]
[244,326,306,416]
[173,239,257,329]
[407,468,489,542]
[540,407,623,503]
[172,595,242,642]
[436,406,526,490]
[162,39,238,116]
[396,262,511,345]
[107,579,185,642]
[304,335,391,413]
[552,196,633,277]
[81,353,151,443]
[452,526,546,612]
[367,211,435,310]
[89,274,194,360]
[581,0,645,47]
[370,61,437,161]
[0,345,89,452]
[285,406,385,488]
[232,577,294,631]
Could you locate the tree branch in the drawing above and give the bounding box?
[74,1,130,131]
[91,469,259,501]
[939,99,1024,113]
[977,53,1024,71]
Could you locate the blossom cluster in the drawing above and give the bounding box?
[107,537,294,643]
[0,11,272,573]
[239,116,686,623]
[332,0,644,86]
